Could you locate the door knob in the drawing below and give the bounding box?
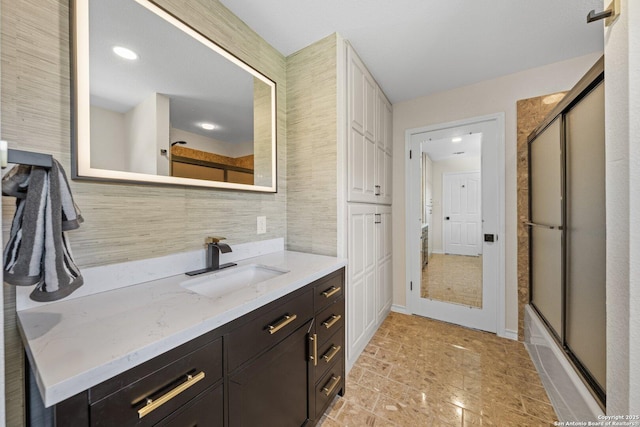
[445,216,450,220]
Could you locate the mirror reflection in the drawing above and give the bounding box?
[74,0,277,191]
[420,133,483,308]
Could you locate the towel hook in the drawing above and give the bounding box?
[587,0,620,26]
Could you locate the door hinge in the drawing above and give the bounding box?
[410,281,413,291]
[409,150,412,159]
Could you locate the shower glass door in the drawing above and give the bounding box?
[529,118,564,338]
[528,69,606,404]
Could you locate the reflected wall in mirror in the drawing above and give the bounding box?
[72,0,277,191]
[421,133,483,308]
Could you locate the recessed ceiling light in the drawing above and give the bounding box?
[113,46,138,60]
[452,137,462,143]
[201,123,216,130]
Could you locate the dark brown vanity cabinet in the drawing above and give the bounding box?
[310,270,346,421]
[50,268,345,427]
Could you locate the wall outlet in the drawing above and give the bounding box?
[257,216,267,234]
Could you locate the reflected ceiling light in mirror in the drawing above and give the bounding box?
[201,123,216,130]
[451,137,462,143]
[112,46,138,60]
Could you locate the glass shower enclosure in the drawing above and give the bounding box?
[528,57,606,407]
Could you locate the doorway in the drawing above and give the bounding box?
[406,113,505,334]
[443,171,482,256]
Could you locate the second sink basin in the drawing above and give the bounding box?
[180,264,289,299]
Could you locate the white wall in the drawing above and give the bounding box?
[604,0,640,414]
[89,106,127,171]
[170,128,253,158]
[156,94,170,176]
[392,52,602,332]
[125,93,169,174]
[430,155,481,253]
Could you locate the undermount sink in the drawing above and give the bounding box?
[180,264,289,299]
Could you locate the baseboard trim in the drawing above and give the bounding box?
[500,328,518,341]
[391,304,408,314]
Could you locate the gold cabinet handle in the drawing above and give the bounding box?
[309,333,318,366]
[321,286,341,298]
[321,375,341,396]
[267,314,297,335]
[322,314,342,329]
[322,345,341,364]
[138,371,205,419]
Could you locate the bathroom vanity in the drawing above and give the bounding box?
[18,250,346,426]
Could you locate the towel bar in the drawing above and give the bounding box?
[1,141,53,169]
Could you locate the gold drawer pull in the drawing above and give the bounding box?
[267,314,297,335]
[138,371,205,419]
[322,345,341,364]
[321,286,341,298]
[322,314,342,329]
[309,333,318,366]
[321,375,341,397]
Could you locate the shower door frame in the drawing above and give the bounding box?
[527,58,606,407]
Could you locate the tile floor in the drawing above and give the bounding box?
[319,312,558,426]
[421,254,483,308]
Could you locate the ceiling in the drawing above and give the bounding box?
[90,0,257,143]
[422,133,482,162]
[220,0,604,103]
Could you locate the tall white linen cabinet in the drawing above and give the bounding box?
[287,35,393,371]
[344,43,393,367]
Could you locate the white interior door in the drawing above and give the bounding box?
[406,114,505,334]
[443,171,482,256]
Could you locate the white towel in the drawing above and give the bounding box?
[3,159,84,302]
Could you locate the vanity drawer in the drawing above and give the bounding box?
[316,298,345,346]
[313,268,345,312]
[226,289,313,372]
[314,358,345,420]
[155,384,223,427]
[314,328,344,382]
[89,337,222,427]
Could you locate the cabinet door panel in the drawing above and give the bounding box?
[348,129,377,203]
[364,75,376,141]
[376,144,385,202]
[347,205,377,359]
[228,321,311,427]
[155,385,223,427]
[349,54,365,134]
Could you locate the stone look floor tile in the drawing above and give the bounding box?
[421,254,483,307]
[318,313,557,427]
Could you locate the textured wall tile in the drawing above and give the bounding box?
[286,34,338,256]
[1,0,287,422]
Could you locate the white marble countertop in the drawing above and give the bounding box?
[18,250,347,407]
